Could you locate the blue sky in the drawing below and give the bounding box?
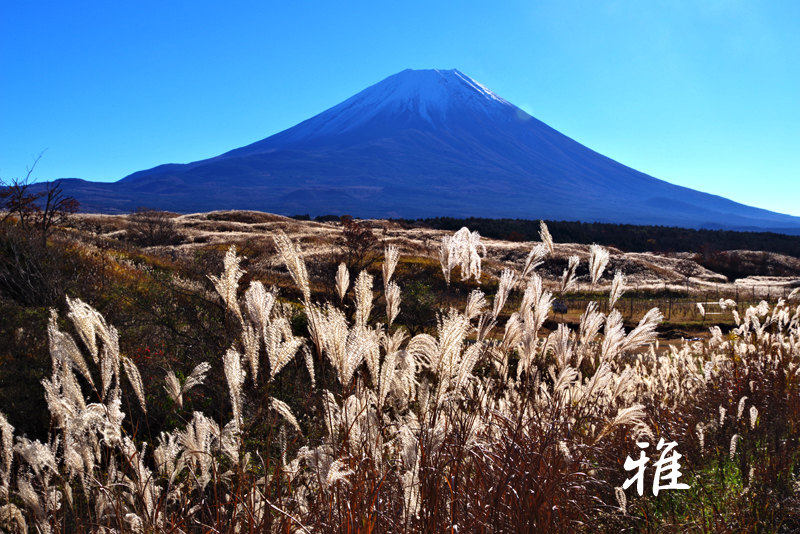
[2,0,798,217]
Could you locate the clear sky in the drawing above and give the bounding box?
[2,0,798,216]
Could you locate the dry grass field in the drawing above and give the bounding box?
[1,209,799,533]
[72,210,800,293]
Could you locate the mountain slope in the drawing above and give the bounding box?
[56,69,800,232]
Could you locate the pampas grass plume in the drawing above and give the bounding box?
[335,263,349,303]
[588,244,610,287]
[609,270,626,309]
[539,220,554,255]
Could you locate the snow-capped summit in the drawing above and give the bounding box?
[60,69,800,233]
[313,68,513,129]
[220,69,520,157]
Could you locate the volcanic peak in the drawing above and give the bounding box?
[256,69,515,145]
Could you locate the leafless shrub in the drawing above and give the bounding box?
[126,207,183,247]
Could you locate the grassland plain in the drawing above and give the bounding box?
[0,210,799,532]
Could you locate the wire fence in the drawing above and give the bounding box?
[437,282,797,323]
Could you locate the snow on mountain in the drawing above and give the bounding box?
[216,69,517,158]
[284,69,512,134]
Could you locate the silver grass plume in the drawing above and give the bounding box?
[589,244,610,287]
[403,459,422,521]
[66,296,108,363]
[600,310,626,361]
[525,274,555,334]
[270,397,301,433]
[406,333,438,372]
[750,406,758,429]
[66,298,123,398]
[244,281,275,335]
[378,349,399,408]
[578,302,605,350]
[101,397,126,446]
[126,514,144,533]
[621,308,664,354]
[730,434,739,459]
[385,281,401,327]
[164,362,211,408]
[321,390,341,438]
[439,235,455,286]
[502,312,524,352]
[273,231,311,303]
[323,459,353,490]
[382,245,401,289]
[788,287,800,301]
[48,310,94,387]
[517,329,540,381]
[465,290,487,321]
[223,348,245,428]
[264,318,304,381]
[0,504,27,533]
[354,270,374,329]
[552,365,578,395]
[278,425,288,466]
[41,334,87,428]
[560,255,580,296]
[335,262,350,303]
[208,246,245,322]
[305,302,327,360]
[164,370,182,407]
[309,304,363,386]
[455,342,484,391]
[492,269,517,320]
[242,322,260,384]
[737,396,748,420]
[615,487,627,515]
[381,328,409,355]
[154,431,183,481]
[521,243,548,279]
[580,361,613,401]
[518,274,538,316]
[553,324,573,372]
[431,309,472,386]
[302,345,316,388]
[453,227,487,283]
[99,344,118,399]
[13,437,57,478]
[179,412,219,488]
[696,302,706,319]
[596,404,646,442]
[121,355,147,413]
[362,325,383,387]
[697,424,705,452]
[609,270,626,309]
[17,477,45,531]
[539,220,554,256]
[476,311,496,342]
[389,351,416,411]
[0,413,12,500]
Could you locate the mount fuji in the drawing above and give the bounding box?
[55,69,800,232]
